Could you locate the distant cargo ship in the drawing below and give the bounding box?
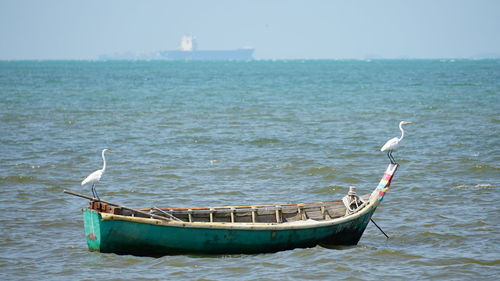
[159,35,254,60]
[99,36,254,61]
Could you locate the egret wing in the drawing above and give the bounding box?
[380,137,399,152]
[81,169,103,185]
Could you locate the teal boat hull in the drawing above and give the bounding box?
[83,206,377,255]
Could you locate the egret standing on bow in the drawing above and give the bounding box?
[381,121,412,164]
[81,149,113,200]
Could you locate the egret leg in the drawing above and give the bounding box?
[388,151,398,165]
[91,184,100,201]
[386,152,393,164]
[387,151,396,164]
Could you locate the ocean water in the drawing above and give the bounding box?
[0,60,498,280]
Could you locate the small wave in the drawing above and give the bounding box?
[392,230,465,247]
[248,261,287,268]
[153,165,182,170]
[249,138,281,145]
[372,248,423,259]
[472,164,499,171]
[46,185,64,192]
[450,221,493,233]
[14,191,35,200]
[303,166,335,176]
[320,244,357,251]
[223,266,251,273]
[413,257,500,266]
[155,174,181,179]
[288,247,317,258]
[452,82,475,87]
[36,219,81,229]
[336,175,362,184]
[419,231,463,241]
[282,160,316,170]
[455,183,496,189]
[105,190,161,197]
[14,163,46,169]
[311,185,344,195]
[208,190,245,196]
[0,175,35,183]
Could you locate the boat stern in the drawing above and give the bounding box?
[83,207,103,252]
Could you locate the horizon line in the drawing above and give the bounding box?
[1,57,500,62]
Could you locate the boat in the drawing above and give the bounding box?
[66,163,399,256]
[98,35,254,61]
[159,35,254,60]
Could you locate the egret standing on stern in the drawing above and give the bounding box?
[381,121,412,164]
[81,149,113,200]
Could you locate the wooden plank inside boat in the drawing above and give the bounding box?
[106,197,358,224]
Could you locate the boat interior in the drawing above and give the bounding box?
[88,194,371,224]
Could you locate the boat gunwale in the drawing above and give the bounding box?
[95,197,380,231]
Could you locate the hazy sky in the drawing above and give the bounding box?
[1,0,499,60]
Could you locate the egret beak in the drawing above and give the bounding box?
[106,149,115,153]
[403,121,412,125]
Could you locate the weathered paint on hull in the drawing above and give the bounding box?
[83,206,377,255]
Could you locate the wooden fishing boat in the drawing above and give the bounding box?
[67,163,398,256]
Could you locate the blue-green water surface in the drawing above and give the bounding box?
[0,60,499,280]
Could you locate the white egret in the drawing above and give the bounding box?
[81,149,113,200]
[380,121,412,164]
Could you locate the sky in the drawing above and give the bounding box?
[1,0,500,60]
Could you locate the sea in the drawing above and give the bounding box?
[0,60,498,280]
